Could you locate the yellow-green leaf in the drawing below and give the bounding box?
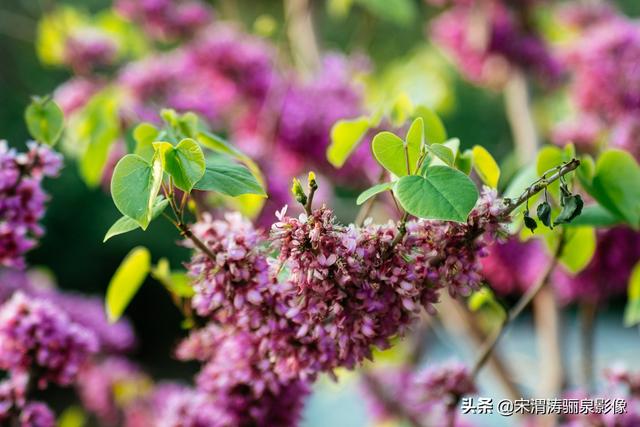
[327,116,370,168]
[106,247,151,322]
[472,145,500,188]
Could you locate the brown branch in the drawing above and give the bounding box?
[501,159,581,217]
[471,230,566,377]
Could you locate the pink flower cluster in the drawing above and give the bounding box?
[430,1,562,87]
[362,362,476,424]
[115,0,213,40]
[64,31,118,75]
[0,142,62,269]
[1,374,55,427]
[177,189,504,425]
[555,6,640,160]
[0,292,98,388]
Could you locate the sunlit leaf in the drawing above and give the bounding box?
[472,145,500,188]
[372,131,420,177]
[106,247,151,322]
[327,116,371,168]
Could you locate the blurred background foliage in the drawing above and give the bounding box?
[1,0,639,423]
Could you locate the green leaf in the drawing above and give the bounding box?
[554,194,584,225]
[577,154,595,192]
[537,202,552,228]
[536,146,565,198]
[405,117,424,151]
[456,149,473,175]
[72,91,120,187]
[154,138,205,192]
[133,122,159,162]
[624,261,640,327]
[426,143,454,167]
[104,198,169,242]
[472,145,500,188]
[414,105,447,145]
[565,204,622,228]
[24,97,64,146]
[589,150,640,228]
[196,130,264,184]
[545,226,596,274]
[394,166,479,222]
[524,213,538,233]
[327,116,370,168]
[106,247,151,322]
[425,138,460,170]
[194,163,266,197]
[372,131,420,177]
[110,154,163,229]
[356,182,393,205]
[151,258,194,298]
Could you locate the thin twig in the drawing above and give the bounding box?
[471,230,566,377]
[501,159,581,217]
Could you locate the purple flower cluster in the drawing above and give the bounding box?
[117,26,276,126]
[176,326,311,427]
[560,367,640,427]
[115,0,213,40]
[555,8,640,160]
[178,189,504,424]
[0,268,137,353]
[480,236,549,296]
[362,362,476,425]
[1,375,56,427]
[0,142,62,269]
[0,292,98,388]
[430,1,562,87]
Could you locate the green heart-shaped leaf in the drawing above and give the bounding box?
[110,154,163,229]
[372,131,420,177]
[394,166,478,222]
[154,138,205,192]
